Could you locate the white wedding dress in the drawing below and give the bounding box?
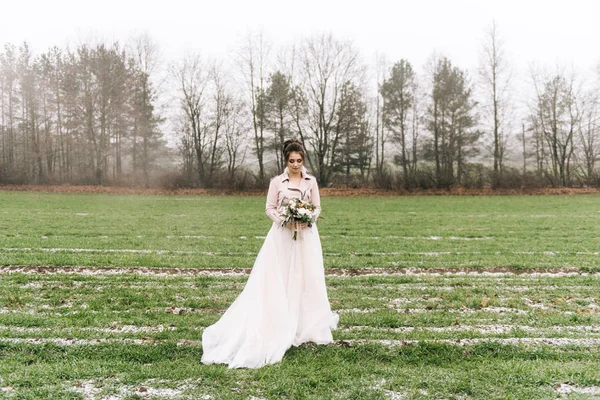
[201,168,338,369]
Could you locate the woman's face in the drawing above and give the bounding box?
[287,151,303,173]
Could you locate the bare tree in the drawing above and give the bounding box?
[40,47,64,181]
[380,59,417,188]
[0,44,19,176]
[530,69,582,187]
[292,33,365,186]
[205,63,228,187]
[518,121,534,176]
[410,79,425,175]
[19,43,43,182]
[239,31,271,185]
[373,53,389,184]
[172,53,211,185]
[578,88,600,184]
[38,50,58,181]
[129,33,161,185]
[223,97,248,185]
[479,21,512,187]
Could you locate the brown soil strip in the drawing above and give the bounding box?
[0,265,593,276]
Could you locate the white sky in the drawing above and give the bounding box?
[1,0,599,75]
[2,0,599,156]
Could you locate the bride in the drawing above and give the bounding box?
[201,139,339,369]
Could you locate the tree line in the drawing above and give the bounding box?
[1,25,600,190]
[0,37,167,186]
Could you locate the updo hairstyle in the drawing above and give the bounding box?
[283,139,305,162]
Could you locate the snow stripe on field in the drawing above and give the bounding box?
[0,265,594,277]
[336,307,531,315]
[334,338,600,347]
[3,304,590,317]
[3,247,600,257]
[340,324,600,334]
[2,337,600,347]
[0,307,226,316]
[334,236,493,240]
[5,324,600,336]
[0,325,176,334]
[166,235,210,239]
[0,247,241,255]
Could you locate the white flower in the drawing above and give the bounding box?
[297,208,309,216]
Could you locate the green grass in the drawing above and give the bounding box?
[1,192,600,270]
[1,272,600,399]
[1,192,600,399]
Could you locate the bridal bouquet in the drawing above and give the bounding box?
[280,198,317,240]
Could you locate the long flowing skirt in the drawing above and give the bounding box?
[201,223,339,369]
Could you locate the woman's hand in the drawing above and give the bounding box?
[297,222,308,229]
[288,221,308,230]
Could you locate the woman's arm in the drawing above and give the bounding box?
[266,178,284,224]
[311,179,321,222]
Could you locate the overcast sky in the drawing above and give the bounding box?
[1,0,599,76]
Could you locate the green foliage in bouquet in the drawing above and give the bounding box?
[280,197,317,239]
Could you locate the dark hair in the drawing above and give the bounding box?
[283,139,305,162]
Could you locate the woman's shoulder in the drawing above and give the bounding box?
[270,173,285,182]
[304,173,317,182]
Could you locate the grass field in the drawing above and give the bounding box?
[1,192,600,399]
[1,192,600,270]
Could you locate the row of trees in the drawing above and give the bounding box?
[174,33,484,189]
[2,25,600,189]
[173,34,373,189]
[174,28,600,190]
[0,37,168,186]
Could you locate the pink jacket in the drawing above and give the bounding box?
[265,167,321,224]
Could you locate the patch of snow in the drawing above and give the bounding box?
[167,235,209,239]
[336,308,378,314]
[522,298,552,310]
[69,380,102,398]
[133,386,183,398]
[21,282,44,289]
[554,383,600,395]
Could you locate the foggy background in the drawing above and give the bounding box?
[0,0,599,189]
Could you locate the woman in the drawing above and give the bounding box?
[201,139,338,369]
